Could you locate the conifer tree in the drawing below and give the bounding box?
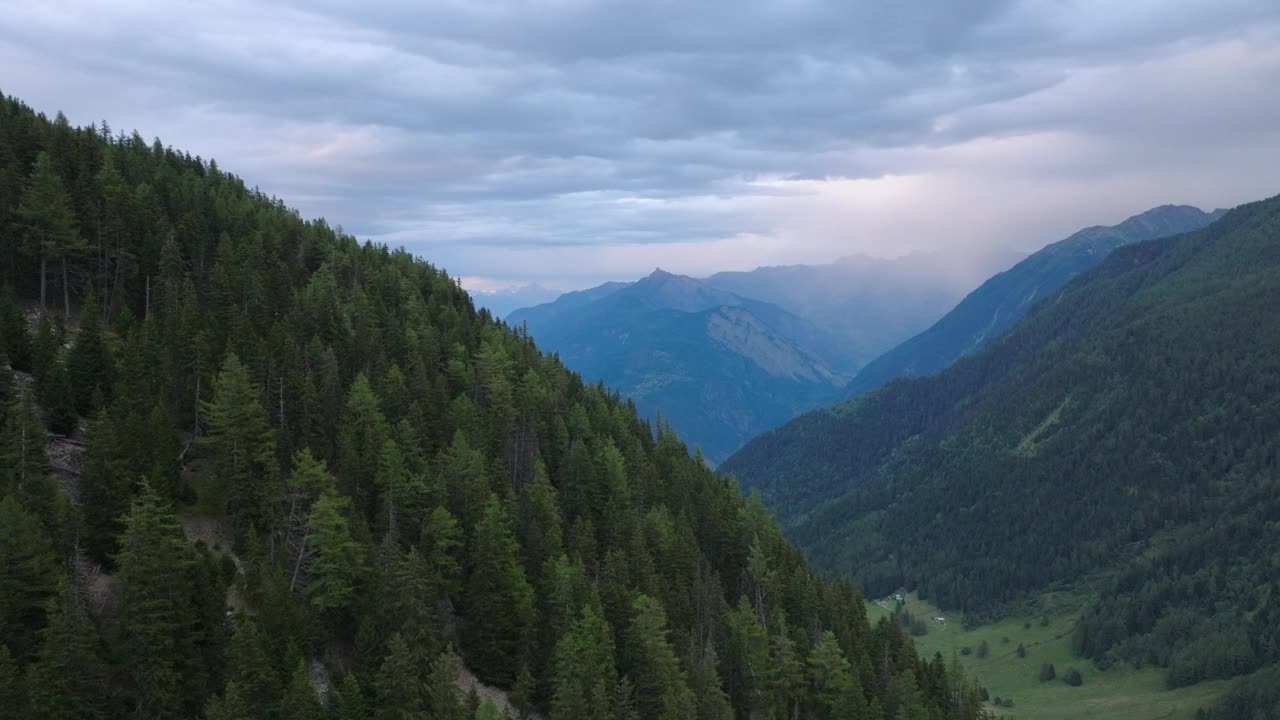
[464,495,534,686]
[0,495,56,661]
[689,645,734,720]
[807,631,864,720]
[79,409,129,565]
[280,660,323,720]
[550,603,618,720]
[224,618,279,715]
[66,283,113,414]
[0,291,32,371]
[767,625,805,720]
[202,353,277,535]
[0,645,26,720]
[306,493,366,614]
[26,586,107,720]
[337,374,388,521]
[202,682,252,720]
[41,356,78,435]
[625,595,694,720]
[116,481,198,718]
[425,649,465,720]
[333,673,371,720]
[375,633,427,720]
[15,152,80,315]
[422,505,463,597]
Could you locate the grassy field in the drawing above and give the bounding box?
[868,593,1228,719]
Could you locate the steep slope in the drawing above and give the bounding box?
[514,270,850,462]
[704,250,1023,371]
[844,205,1225,396]
[722,196,1280,705]
[0,93,986,720]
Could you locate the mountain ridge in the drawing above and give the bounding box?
[843,204,1227,396]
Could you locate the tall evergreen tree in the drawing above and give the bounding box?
[115,481,198,718]
[464,495,534,686]
[550,603,618,720]
[280,660,323,720]
[0,644,27,720]
[0,495,56,661]
[375,633,427,720]
[201,353,277,536]
[625,595,693,720]
[26,586,107,720]
[66,283,113,414]
[15,152,80,315]
[306,493,366,614]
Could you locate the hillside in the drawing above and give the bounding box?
[508,269,852,462]
[721,196,1280,716]
[844,205,1225,397]
[0,93,993,720]
[703,250,1022,373]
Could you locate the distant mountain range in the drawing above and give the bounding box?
[508,252,1018,461]
[509,270,850,462]
[705,249,1024,371]
[721,195,1280,705]
[468,283,561,320]
[844,205,1226,396]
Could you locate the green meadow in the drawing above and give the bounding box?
[870,593,1229,719]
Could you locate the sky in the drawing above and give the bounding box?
[3,1,1279,293]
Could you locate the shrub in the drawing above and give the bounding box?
[1063,667,1083,686]
[1039,663,1057,682]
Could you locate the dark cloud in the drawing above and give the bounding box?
[1,1,1277,288]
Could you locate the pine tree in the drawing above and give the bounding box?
[15,152,80,315]
[66,283,113,414]
[384,545,442,668]
[115,481,197,718]
[280,660,323,720]
[550,603,618,720]
[201,353,277,536]
[306,493,366,613]
[333,673,371,720]
[807,631,864,720]
[422,505,463,597]
[375,633,427,720]
[41,355,78,435]
[625,595,693,720]
[26,586,107,720]
[202,682,253,720]
[767,625,805,720]
[689,645,733,720]
[79,408,130,565]
[0,291,32,371]
[337,374,388,521]
[425,649,465,720]
[464,495,534,686]
[0,495,56,662]
[224,618,279,715]
[0,639,27,720]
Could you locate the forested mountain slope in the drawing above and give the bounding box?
[508,269,852,463]
[0,93,989,720]
[722,197,1280,713]
[843,205,1225,397]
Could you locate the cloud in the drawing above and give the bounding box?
[2,0,1278,288]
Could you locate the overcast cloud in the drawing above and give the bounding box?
[3,0,1279,290]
